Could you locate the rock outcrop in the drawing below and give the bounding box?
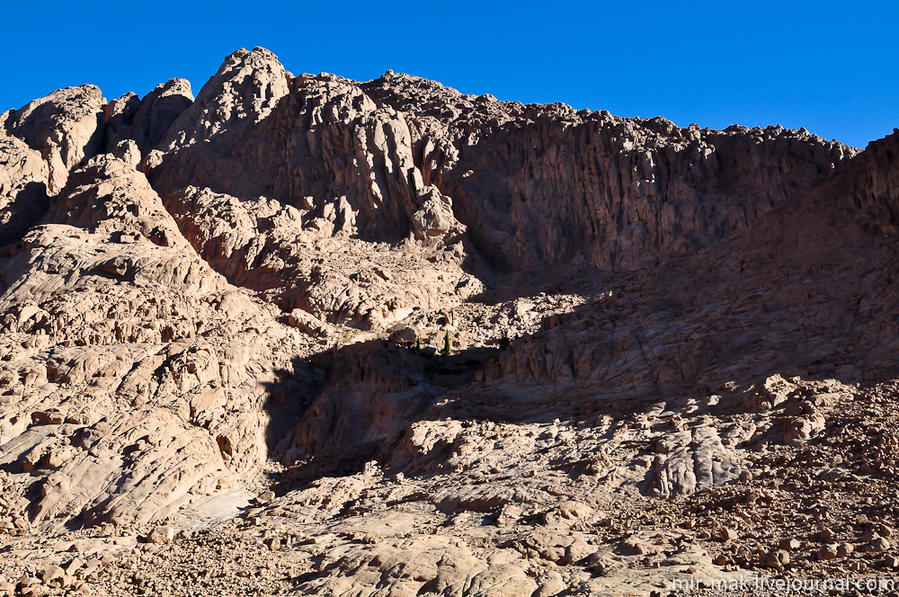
[3,85,105,193]
[102,78,194,155]
[0,152,312,531]
[829,129,899,233]
[0,127,48,246]
[145,48,856,277]
[364,72,855,269]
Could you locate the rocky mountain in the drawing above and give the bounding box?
[0,47,897,596]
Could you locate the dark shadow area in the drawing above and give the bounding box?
[102,87,194,156]
[462,261,626,308]
[261,338,503,495]
[0,181,49,247]
[258,194,899,496]
[84,112,107,166]
[261,285,899,498]
[139,93,194,151]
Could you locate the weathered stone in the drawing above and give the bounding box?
[0,44,897,597]
[147,525,176,545]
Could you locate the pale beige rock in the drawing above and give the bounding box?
[0,46,897,597]
[0,131,48,245]
[4,85,105,192]
[147,525,176,545]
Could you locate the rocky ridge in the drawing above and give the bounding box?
[0,47,897,596]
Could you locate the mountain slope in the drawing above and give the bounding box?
[0,47,896,595]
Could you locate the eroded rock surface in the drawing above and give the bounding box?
[0,129,48,246]
[0,47,897,595]
[3,85,105,193]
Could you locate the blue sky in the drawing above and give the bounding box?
[2,1,896,148]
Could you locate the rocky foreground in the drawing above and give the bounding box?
[0,47,897,596]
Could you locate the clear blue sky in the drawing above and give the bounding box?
[2,1,896,148]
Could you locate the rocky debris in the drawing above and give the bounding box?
[410,186,462,241]
[0,46,897,596]
[285,308,330,338]
[760,549,790,568]
[495,503,523,528]
[38,565,64,585]
[868,536,892,552]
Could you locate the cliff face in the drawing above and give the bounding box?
[1,48,859,303]
[143,49,855,273]
[0,130,47,246]
[0,46,898,593]
[114,47,854,327]
[830,129,899,232]
[102,78,194,155]
[364,72,856,269]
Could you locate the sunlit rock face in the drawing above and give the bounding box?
[0,46,897,595]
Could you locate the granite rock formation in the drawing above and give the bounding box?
[0,47,897,595]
